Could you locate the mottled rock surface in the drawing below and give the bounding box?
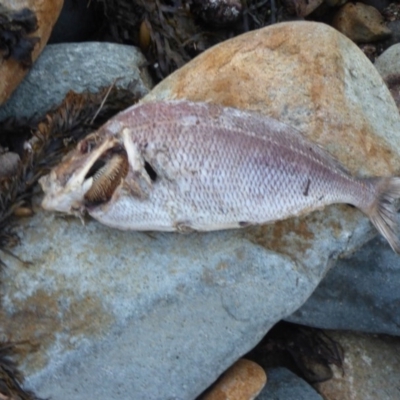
[144,21,400,178]
[258,368,323,400]
[1,208,314,400]
[2,22,400,400]
[0,42,153,120]
[375,43,400,80]
[314,331,400,400]
[374,44,400,110]
[332,2,391,43]
[0,0,64,104]
[288,235,400,336]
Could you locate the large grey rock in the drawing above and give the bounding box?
[0,42,153,120]
[288,235,400,336]
[258,368,323,400]
[2,209,314,400]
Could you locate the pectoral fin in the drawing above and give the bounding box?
[121,128,157,186]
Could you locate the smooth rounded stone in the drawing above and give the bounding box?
[314,331,400,400]
[288,235,400,336]
[0,209,316,400]
[201,359,266,400]
[0,42,153,121]
[379,21,400,51]
[332,2,391,43]
[374,44,400,110]
[375,43,400,79]
[257,368,323,400]
[0,0,64,105]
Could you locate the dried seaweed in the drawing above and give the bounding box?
[0,86,139,262]
[0,342,42,400]
[0,4,39,68]
[97,0,280,81]
[246,321,344,383]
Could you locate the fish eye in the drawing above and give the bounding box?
[78,134,99,154]
[79,139,95,154]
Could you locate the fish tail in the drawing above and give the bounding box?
[361,177,400,253]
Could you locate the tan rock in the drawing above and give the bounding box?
[0,0,64,105]
[144,21,400,178]
[201,359,267,400]
[332,2,391,43]
[314,331,400,400]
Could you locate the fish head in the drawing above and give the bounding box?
[39,131,128,216]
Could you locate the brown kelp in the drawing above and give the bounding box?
[0,86,139,263]
[0,341,42,400]
[97,0,279,80]
[0,4,39,68]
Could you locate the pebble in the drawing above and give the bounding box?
[374,43,400,110]
[201,359,267,400]
[258,368,323,400]
[0,152,20,179]
[314,331,400,400]
[332,2,391,43]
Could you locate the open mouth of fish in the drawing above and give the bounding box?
[39,134,130,215]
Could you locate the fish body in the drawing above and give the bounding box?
[39,100,400,252]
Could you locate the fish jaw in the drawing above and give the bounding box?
[39,134,120,215]
[40,172,93,216]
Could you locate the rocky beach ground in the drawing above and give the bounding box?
[1,1,400,399]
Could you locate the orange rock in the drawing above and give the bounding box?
[0,0,64,105]
[201,359,267,400]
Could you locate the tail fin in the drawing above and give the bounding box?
[364,177,400,253]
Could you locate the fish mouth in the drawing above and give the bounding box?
[83,148,129,206]
[40,134,129,214]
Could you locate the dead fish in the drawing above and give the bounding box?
[39,100,400,252]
